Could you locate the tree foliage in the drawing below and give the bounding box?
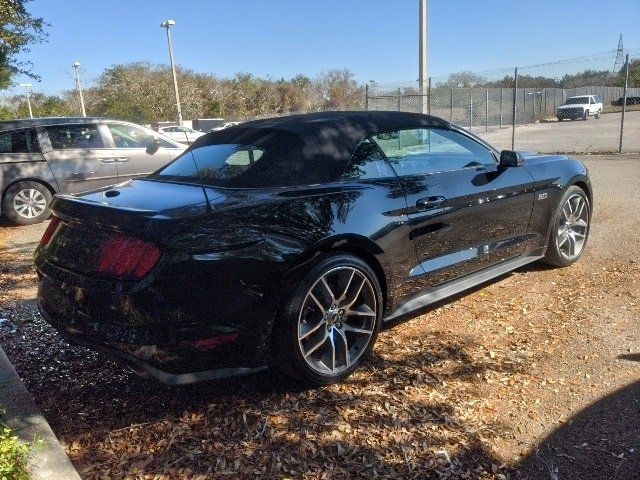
[0,0,48,89]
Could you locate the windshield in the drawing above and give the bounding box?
[564,97,590,105]
[148,127,350,188]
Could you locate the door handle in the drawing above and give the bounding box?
[114,157,130,163]
[416,196,446,210]
[99,157,115,164]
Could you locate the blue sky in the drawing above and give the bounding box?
[6,0,640,96]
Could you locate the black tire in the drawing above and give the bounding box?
[595,109,601,119]
[543,185,590,268]
[2,181,52,225]
[272,253,383,386]
[583,109,589,120]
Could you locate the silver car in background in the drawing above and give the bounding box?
[0,117,185,225]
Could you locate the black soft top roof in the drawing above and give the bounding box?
[182,111,450,187]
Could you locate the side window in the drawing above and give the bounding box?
[0,129,40,153]
[108,123,154,148]
[342,139,395,180]
[371,128,495,176]
[46,124,103,150]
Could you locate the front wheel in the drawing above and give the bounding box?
[595,109,601,119]
[543,186,590,267]
[273,254,383,386]
[2,181,52,225]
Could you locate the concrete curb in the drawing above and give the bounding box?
[0,346,81,480]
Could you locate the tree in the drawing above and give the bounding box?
[0,0,48,89]
[442,71,487,88]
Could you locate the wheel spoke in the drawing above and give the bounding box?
[557,231,569,248]
[343,324,374,335]
[567,232,577,256]
[308,292,327,312]
[304,331,329,358]
[338,269,355,302]
[344,276,366,308]
[328,330,336,372]
[574,219,588,228]
[335,328,350,368]
[299,317,325,340]
[319,276,336,303]
[345,304,376,318]
[574,199,585,220]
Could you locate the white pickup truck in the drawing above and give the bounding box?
[556,95,603,121]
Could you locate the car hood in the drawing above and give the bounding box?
[557,104,588,109]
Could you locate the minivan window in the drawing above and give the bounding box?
[0,129,40,153]
[46,124,104,150]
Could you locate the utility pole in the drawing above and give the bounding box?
[18,83,33,118]
[72,62,86,117]
[161,19,183,125]
[419,0,428,114]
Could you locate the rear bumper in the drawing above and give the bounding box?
[36,260,277,383]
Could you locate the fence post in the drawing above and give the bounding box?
[449,87,453,122]
[543,88,546,117]
[619,54,630,153]
[522,88,526,125]
[365,84,369,111]
[427,77,432,115]
[485,88,489,132]
[499,88,503,129]
[469,91,473,130]
[511,67,518,150]
[397,88,401,112]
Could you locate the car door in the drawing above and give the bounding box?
[40,123,119,194]
[104,122,182,182]
[371,127,535,288]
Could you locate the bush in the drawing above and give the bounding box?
[0,425,30,480]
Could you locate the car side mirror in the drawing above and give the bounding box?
[145,137,160,155]
[499,150,523,167]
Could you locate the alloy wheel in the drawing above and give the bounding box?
[13,188,47,219]
[556,193,589,260]
[297,266,377,375]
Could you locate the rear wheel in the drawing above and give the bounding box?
[543,186,590,267]
[273,254,383,386]
[2,181,52,225]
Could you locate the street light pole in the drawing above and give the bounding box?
[161,19,183,126]
[18,83,33,118]
[72,62,86,117]
[418,0,428,114]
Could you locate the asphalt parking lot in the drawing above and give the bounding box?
[0,155,638,479]
[472,111,640,153]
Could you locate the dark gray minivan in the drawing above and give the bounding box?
[0,117,185,225]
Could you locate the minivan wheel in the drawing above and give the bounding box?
[2,181,52,225]
[273,253,383,386]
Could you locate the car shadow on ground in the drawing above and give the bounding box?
[515,378,640,480]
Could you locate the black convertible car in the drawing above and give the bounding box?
[35,111,591,386]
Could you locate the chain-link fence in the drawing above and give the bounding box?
[366,50,640,154]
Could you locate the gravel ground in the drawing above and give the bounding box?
[0,154,638,480]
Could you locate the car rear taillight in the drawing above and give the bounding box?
[96,235,161,279]
[39,216,61,247]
